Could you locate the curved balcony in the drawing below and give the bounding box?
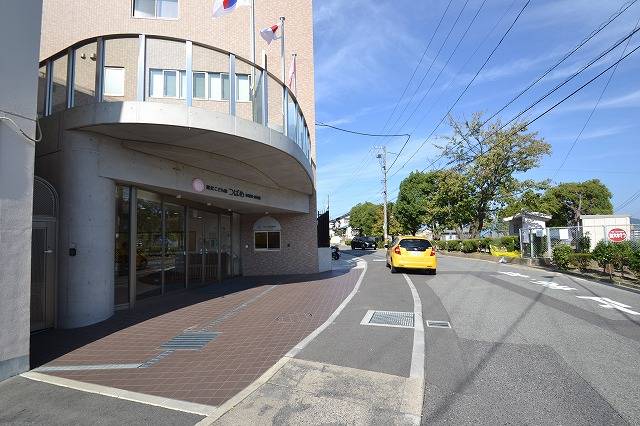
[37,34,313,194]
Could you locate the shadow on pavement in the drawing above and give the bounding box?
[30,268,352,369]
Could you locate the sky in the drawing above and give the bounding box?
[311,0,640,220]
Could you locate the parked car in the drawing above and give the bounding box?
[351,236,377,250]
[385,236,436,274]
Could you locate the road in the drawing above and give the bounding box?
[347,249,640,424]
[2,249,640,424]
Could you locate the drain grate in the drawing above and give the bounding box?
[361,310,414,328]
[160,331,220,350]
[426,320,451,329]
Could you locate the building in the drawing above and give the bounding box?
[33,0,318,330]
[0,1,43,381]
[580,214,632,251]
[503,211,552,239]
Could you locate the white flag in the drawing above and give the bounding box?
[260,25,279,45]
[288,54,297,93]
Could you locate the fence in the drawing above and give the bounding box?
[520,224,640,259]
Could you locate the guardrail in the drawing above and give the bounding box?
[37,34,311,160]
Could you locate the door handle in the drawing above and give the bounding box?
[44,250,54,254]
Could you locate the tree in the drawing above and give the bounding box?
[541,179,613,226]
[373,201,403,238]
[349,202,380,236]
[394,172,432,235]
[441,113,551,237]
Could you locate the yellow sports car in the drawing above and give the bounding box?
[386,236,437,275]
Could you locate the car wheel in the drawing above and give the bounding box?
[351,245,355,250]
[429,269,437,275]
[391,264,398,273]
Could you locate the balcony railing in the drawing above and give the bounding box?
[37,34,311,161]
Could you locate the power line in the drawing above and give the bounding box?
[387,0,489,171]
[316,122,410,138]
[551,16,639,180]
[390,0,532,177]
[383,0,472,141]
[378,0,454,135]
[614,190,640,212]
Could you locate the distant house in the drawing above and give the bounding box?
[580,214,632,250]
[503,211,552,238]
[330,214,355,240]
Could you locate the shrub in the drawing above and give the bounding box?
[500,236,518,252]
[461,239,478,253]
[478,238,493,252]
[436,240,448,250]
[569,253,591,271]
[576,234,591,253]
[629,244,640,278]
[344,239,352,246]
[611,241,633,274]
[446,240,461,251]
[552,244,573,269]
[592,240,614,276]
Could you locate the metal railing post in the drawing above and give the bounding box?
[229,54,236,116]
[137,35,146,101]
[185,41,193,107]
[45,60,53,116]
[95,37,105,102]
[66,47,75,108]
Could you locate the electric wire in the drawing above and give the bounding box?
[378,0,454,135]
[551,16,639,180]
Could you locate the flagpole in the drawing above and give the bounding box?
[250,0,256,64]
[279,16,287,136]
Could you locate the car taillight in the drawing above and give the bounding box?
[394,246,401,255]
[430,247,436,256]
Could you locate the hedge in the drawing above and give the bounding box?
[569,253,591,271]
[552,244,572,269]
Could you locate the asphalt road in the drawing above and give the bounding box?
[326,248,640,425]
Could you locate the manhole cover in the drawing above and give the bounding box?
[426,320,451,329]
[361,310,414,328]
[160,331,220,350]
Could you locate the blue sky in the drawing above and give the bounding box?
[312,0,640,220]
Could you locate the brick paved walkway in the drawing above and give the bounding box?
[30,268,361,407]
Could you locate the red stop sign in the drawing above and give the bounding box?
[608,228,627,242]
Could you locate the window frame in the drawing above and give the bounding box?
[192,71,208,100]
[162,69,178,98]
[254,231,281,251]
[132,0,179,20]
[103,66,125,97]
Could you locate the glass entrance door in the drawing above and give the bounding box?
[203,212,219,282]
[136,190,163,300]
[220,214,232,280]
[164,203,186,292]
[188,210,204,284]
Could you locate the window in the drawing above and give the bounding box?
[209,73,230,100]
[193,72,207,99]
[149,69,186,98]
[399,239,432,251]
[104,67,125,97]
[254,231,280,251]
[163,70,177,97]
[236,74,251,102]
[133,0,178,19]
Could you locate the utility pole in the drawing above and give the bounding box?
[376,146,389,243]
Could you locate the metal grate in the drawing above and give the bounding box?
[160,331,220,350]
[361,310,415,328]
[426,320,451,329]
[33,177,57,218]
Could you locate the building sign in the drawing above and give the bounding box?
[192,178,205,193]
[608,228,627,242]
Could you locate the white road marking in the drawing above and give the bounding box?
[34,363,142,372]
[530,280,577,291]
[372,259,387,262]
[498,271,530,278]
[21,371,217,416]
[402,273,426,382]
[576,297,640,315]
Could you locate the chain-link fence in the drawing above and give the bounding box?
[520,224,640,259]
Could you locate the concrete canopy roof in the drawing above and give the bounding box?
[60,101,314,195]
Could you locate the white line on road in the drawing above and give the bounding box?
[402,273,426,383]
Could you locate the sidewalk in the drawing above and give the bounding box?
[27,267,361,410]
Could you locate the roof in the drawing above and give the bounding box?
[580,214,630,219]
[503,211,552,222]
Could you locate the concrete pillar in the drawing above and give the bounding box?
[57,131,115,328]
[0,1,42,380]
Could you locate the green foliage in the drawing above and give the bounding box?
[499,236,519,252]
[543,180,613,226]
[552,244,573,269]
[344,239,352,246]
[349,202,380,236]
[592,240,614,272]
[441,113,551,236]
[446,240,461,251]
[629,244,640,278]
[576,234,591,253]
[434,240,448,250]
[461,239,479,253]
[478,238,493,252]
[394,172,432,235]
[569,253,592,271]
[611,241,633,273]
